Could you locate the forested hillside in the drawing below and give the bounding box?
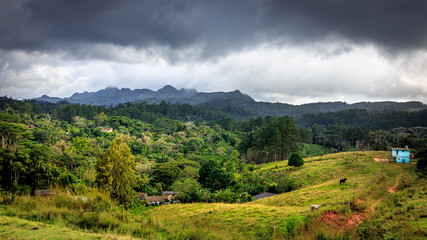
[0,97,299,203]
[1,96,426,197]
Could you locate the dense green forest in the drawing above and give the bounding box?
[0,96,426,206]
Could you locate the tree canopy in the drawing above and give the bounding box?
[198,159,231,191]
[95,137,138,204]
[288,152,304,168]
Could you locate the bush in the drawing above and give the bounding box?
[356,219,387,240]
[59,172,77,186]
[0,191,16,204]
[84,178,94,187]
[238,193,253,203]
[276,175,298,193]
[288,153,304,167]
[199,159,231,190]
[248,183,265,195]
[212,189,237,203]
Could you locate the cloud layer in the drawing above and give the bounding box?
[1,0,427,104]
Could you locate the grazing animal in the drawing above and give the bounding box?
[340,178,347,185]
[311,205,321,211]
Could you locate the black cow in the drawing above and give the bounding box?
[340,178,347,185]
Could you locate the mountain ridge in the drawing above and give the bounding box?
[34,86,427,117]
[35,86,255,106]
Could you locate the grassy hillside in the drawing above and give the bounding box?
[1,151,426,239]
[0,215,137,240]
[256,151,399,208]
[146,151,425,239]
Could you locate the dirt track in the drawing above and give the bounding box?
[368,165,403,212]
[320,161,404,230]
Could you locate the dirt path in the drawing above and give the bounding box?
[367,165,403,212]
[321,163,404,230]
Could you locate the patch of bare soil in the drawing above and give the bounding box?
[374,158,389,162]
[345,214,366,227]
[321,211,366,229]
[387,186,398,193]
[321,211,344,226]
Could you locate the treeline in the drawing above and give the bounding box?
[238,116,300,163]
[298,108,427,129]
[55,101,233,124]
[2,97,427,131]
[202,99,426,118]
[0,96,237,124]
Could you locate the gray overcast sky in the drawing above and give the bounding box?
[1,0,427,104]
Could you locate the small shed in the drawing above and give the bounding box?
[392,146,411,163]
[137,192,147,200]
[162,191,179,200]
[252,192,277,200]
[34,189,55,197]
[145,196,167,205]
[101,128,113,133]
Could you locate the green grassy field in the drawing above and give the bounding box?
[1,151,425,239]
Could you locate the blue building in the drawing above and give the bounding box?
[392,147,411,163]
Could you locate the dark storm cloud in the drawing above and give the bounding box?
[0,0,198,50]
[2,0,427,58]
[264,0,427,53]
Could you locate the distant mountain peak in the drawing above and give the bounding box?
[158,85,178,93]
[179,88,198,94]
[105,86,118,90]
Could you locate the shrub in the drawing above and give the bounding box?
[59,172,77,186]
[239,193,253,203]
[84,178,94,187]
[248,183,265,195]
[212,189,237,203]
[90,192,115,212]
[288,153,304,167]
[0,191,16,204]
[276,175,298,193]
[356,219,387,240]
[199,159,231,191]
